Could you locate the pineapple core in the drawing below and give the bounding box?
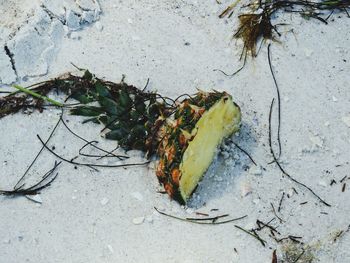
[179,97,241,201]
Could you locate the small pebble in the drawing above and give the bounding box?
[100,197,109,206]
[132,216,145,225]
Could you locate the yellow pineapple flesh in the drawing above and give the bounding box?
[156,91,241,204]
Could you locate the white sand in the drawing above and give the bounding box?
[1,0,350,262]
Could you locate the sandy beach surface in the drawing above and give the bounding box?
[1,0,350,262]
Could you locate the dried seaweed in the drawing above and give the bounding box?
[218,0,350,73]
[0,112,63,198]
[234,10,276,58]
[0,161,60,197]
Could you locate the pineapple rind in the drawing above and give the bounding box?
[179,96,241,201]
[156,92,241,204]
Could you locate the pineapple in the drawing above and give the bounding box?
[1,71,241,204]
[155,91,241,204]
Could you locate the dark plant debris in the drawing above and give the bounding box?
[272,249,277,263]
[234,225,267,247]
[278,192,285,212]
[333,224,350,242]
[340,175,347,183]
[0,161,61,197]
[220,0,350,60]
[154,207,247,225]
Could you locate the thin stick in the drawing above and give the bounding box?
[60,116,129,160]
[267,44,282,159]
[234,225,266,247]
[213,50,247,77]
[218,0,242,18]
[269,99,331,207]
[230,141,257,166]
[12,84,63,107]
[271,202,284,223]
[14,115,62,189]
[278,192,285,212]
[0,161,61,196]
[78,141,127,161]
[340,175,347,183]
[37,135,149,169]
[186,214,229,222]
[154,207,247,225]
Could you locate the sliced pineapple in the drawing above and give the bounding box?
[156,91,241,204]
[2,71,241,205]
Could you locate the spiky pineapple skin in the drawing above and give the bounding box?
[156,91,240,204]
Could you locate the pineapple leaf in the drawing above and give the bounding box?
[71,91,95,104]
[105,128,128,141]
[70,106,104,117]
[95,81,111,98]
[118,89,132,108]
[83,70,93,81]
[130,124,146,139]
[98,96,120,115]
[82,117,100,124]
